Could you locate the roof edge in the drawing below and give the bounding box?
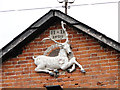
[1,10,56,60]
[53,10,120,51]
[1,9,120,62]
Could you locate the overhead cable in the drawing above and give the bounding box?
[0,6,62,12]
[71,1,118,7]
[0,1,119,13]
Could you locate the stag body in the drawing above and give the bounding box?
[32,21,86,77]
[33,47,85,76]
[33,43,74,76]
[33,48,69,74]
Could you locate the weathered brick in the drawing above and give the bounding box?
[2,21,120,88]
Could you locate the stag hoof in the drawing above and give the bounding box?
[54,70,59,74]
[66,69,71,73]
[55,74,59,78]
[81,70,86,73]
[49,73,54,76]
[66,69,75,73]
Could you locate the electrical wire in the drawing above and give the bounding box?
[71,1,118,7]
[0,6,62,12]
[0,1,119,13]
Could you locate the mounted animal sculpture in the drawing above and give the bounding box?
[32,21,86,77]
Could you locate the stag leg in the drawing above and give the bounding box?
[54,69,59,74]
[61,57,86,73]
[67,64,76,73]
[35,65,54,76]
[53,69,59,78]
[73,58,86,73]
[61,58,75,70]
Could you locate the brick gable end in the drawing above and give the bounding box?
[2,21,120,88]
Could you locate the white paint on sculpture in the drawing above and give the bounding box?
[32,21,86,77]
[43,44,58,56]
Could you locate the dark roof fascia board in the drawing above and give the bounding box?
[74,24,120,51]
[54,10,120,52]
[1,10,55,59]
[0,28,37,60]
[30,10,55,28]
[1,9,120,61]
[2,10,54,49]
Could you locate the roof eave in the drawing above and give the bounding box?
[54,10,120,52]
[1,10,56,61]
[1,9,120,62]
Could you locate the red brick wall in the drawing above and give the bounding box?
[2,21,120,88]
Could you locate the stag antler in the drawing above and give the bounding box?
[41,36,62,45]
[61,21,69,44]
[41,21,69,45]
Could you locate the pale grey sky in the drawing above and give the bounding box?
[0,0,119,49]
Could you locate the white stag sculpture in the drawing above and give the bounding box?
[32,21,86,77]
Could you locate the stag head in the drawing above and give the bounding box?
[42,21,72,55]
